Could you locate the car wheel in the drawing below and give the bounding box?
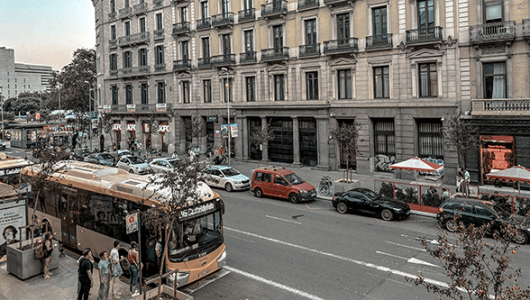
[445,219,457,232]
[336,202,348,214]
[254,188,263,198]
[513,230,528,245]
[289,193,299,204]
[225,183,233,192]
[381,209,394,221]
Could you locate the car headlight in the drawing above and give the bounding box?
[234,181,241,184]
[393,208,402,212]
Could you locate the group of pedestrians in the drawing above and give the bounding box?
[127,138,143,157]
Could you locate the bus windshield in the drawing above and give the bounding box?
[167,210,223,262]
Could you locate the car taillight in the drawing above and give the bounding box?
[332,196,335,200]
[438,207,443,213]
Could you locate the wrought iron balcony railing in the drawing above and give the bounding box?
[119,7,132,19]
[240,51,257,63]
[110,70,118,77]
[153,29,164,39]
[173,22,190,35]
[211,54,236,65]
[108,12,117,20]
[323,38,358,54]
[196,18,211,30]
[154,63,166,72]
[469,21,516,43]
[523,19,530,36]
[173,0,188,3]
[238,9,255,23]
[109,39,117,48]
[212,13,234,27]
[299,43,320,56]
[111,103,173,113]
[261,1,288,17]
[118,32,150,47]
[261,47,289,61]
[472,98,530,115]
[406,26,443,43]
[323,0,352,6]
[153,0,164,8]
[198,57,212,69]
[365,33,393,49]
[298,0,319,10]
[118,65,150,77]
[134,2,148,14]
[173,59,191,71]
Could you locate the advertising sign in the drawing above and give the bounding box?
[0,198,27,253]
[159,123,169,133]
[126,212,138,234]
[156,103,167,112]
[221,124,228,138]
[103,105,111,113]
[127,104,136,112]
[113,123,121,131]
[127,123,136,132]
[230,123,238,138]
[207,115,218,123]
[35,113,41,120]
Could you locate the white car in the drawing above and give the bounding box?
[148,158,182,174]
[203,165,251,192]
[116,156,148,175]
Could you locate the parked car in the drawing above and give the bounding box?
[437,197,529,244]
[116,155,149,175]
[0,140,6,150]
[84,153,115,167]
[148,158,182,174]
[251,167,316,204]
[203,165,250,192]
[332,188,411,221]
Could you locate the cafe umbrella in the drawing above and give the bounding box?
[485,165,530,197]
[390,157,443,182]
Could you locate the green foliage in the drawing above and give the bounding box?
[3,97,42,115]
[184,116,204,142]
[330,122,362,170]
[443,115,480,166]
[249,123,274,151]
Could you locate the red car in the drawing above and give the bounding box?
[251,167,316,204]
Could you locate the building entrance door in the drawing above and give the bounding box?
[248,118,262,160]
[269,118,293,163]
[299,118,317,166]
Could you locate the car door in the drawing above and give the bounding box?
[474,205,496,229]
[273,175,291,199]
[346,191,367,212]
[354,193,380,215]
[118,157,129,171]
[257,172,274,197]
[211,169,224,188]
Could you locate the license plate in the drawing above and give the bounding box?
[311,193,316,197]
[406,210,411,215]
[198,269,210,278]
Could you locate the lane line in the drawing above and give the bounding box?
[385,241,426,252]
[224,266,326,300]
[265,215,301,224]
[366,272,413,287]
[227,234,255,243]
[181,269,231,294]
[376,251,407,260]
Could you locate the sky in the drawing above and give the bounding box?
[0,0,96,71]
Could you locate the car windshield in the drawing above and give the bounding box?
[363,190,379,200]
[221,168,240,177]
[284,173,304,185]
[100,154,113,160]
[129,156,145,164]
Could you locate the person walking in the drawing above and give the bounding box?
[100,135,105,153]
[128,242,140,297]
[110,241,124,300]
[137,143,142,158]
[78,248,94,300]
[97,251,111,300]
[43,232,54,279]
[171,151,178,159]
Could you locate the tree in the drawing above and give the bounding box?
[184,116,204,150]
[249,122,274,162]
[97,112,114,150]
[3,97,41,115]
[330,122,362,171]
[443,115,480,168]
[46,48,96,112]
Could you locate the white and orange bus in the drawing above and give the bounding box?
[22,160,226,286]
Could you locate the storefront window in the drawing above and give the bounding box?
[480,135,513,182]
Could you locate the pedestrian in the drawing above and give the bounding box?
[214,147,220,164]
[97,251,111,300]
[442,188,449,201]
[113,143,117,152]
[100,134,105,153]
[131,143,135,156]
[110,241,124,300]
[128,242,140,297]
[78,248,94,300]
[137,143,142,158]
[171,151,178,159]
[464,168,471,196]
[72,134,78,149]
[43,232,54,279]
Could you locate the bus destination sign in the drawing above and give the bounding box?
[179,202,215,220]
[0,167,23,176]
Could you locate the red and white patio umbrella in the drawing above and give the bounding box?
[486,165,530,197]
[390,157,443,182]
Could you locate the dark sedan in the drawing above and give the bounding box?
[84,153,115,166]
[332,188,411,221]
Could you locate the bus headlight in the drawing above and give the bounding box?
[169,271,190,285]
[217,250,227,267]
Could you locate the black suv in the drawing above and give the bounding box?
[437,197,529,244]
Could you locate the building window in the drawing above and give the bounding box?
[182,81,190,103]
[418,120,443,159]
[203,80,211,103]
[141,83,148,104]
[306,72,318,100]
[243,0,252,10]
[157,82,166,103]
[338,70,352,99]
[202,37,210,58]
[274,74,284,101]
[156,13,163,30]
[244,30,253,52]
[15,84,17,89]
[138,48,147,66]
[125,84,132,104]
[111,86,118,105]
[201,1,209,18]
[155,45,164,65]
[123,51,131,68]
[246,77,255,102]
[419,63,438,97]
[222,0,229,14]
[181,7,188,22]
[484,62,506,99]
[418,0,434,28]
[110,0,115,13]
[273,25,283,51]
[305,19,317,45]
[373,66,389,98]
[139,17,146,33]
[124,21,131,36]
[484,0,502,23]
[109,53,117,70]
[182,41,189,60]
[110,25,116,40]
[337,13,350,41]
[373,7,387,35]
[124,0,129,8]
[222,34,231,55]
[223,78,233,102]
[374,120,395,155]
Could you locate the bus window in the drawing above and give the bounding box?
[60,194,68,214]
[79,194,93,230]
[44,193,57,218]
[89,194,113,235]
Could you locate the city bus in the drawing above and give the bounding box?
[22,160,226,286]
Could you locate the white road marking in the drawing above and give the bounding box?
[376,251,439,268]
[385,241,426,251]
[265,215,301,224]
[228,234,255,243]
[181,269,231,294]
[224,266,326,300]
[366,272,413,287]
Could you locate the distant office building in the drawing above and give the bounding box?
[0,47,54,98]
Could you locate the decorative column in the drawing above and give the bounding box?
[168,115,176,154]
[292,117,301,165]
[178,117,187,154]
[241,116,248,161]
[120,119,127,150]
[261,116,268,161]
[200,116,207,154]
[236,116,246,161]
[315,116,330,170]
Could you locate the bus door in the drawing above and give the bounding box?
[59,192,79,248]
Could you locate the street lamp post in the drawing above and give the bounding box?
[0,86,3,141]
[56,83,62,113]
[221,67,230,166]
[84,81,93,151]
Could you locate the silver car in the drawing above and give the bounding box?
[84,153,115,166]
[204,165,251,192]
[116,155,148,175]
[148,158,181,174]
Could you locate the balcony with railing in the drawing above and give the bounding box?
[523,19,530,37]
[406,26,443,45]
[261,1,287,18]
[212,13,234,28]
[261,47,289,62]
[240,51,257,63]
[471,98,530,116]
[110,70,118,77]
[173,22,190,35]
[118,65,150,78]
[469,21,516,44]
[153,0,164,8]
[298,0,319,10]
[134,2,148,14]
[173,0,188,3]
[196,18,211,31]
[119,7,133,19]
[365,34,393,50]
[323,0,354,7]
[173,59,191,71]
[238,9,255,23]
[198,57,212,69]
[108,12,117,20]
[118,32,150,47]
[211,54,236,66]
[111,103,173,114]
[109,39,118,49]
[153,29,164,40]
[154,63,166,72]
[299,43,320,57]
[323,38,358,55]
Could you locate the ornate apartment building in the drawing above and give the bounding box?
[93,0,465,182]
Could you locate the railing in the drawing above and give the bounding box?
[523,19,530,36]
[469,21,516,42]
[110,70,118,77]
[212,13,234,26]
[118,32,150,47]
[109,39,117,48]
[240,51,257,63]
[153,29,164,39]
[471,99,530,115]
[198,57,212,69]
[173,59,191,71]
[323,38,358,53]
[153,0,164,8]
[119,7,132,18]
[108,12,117,20]
[366,33,393,48]
[118,65,150,77]
[478,192,530,216]
[261,1,288,17]
[173,0,188,2]
[261,47,289,61]
[134,2,148,14]
[211,54,236,65]
[298,0,319,10]
[173,22,190,34]
[111,103,173,113]
[196,18,211,30]
[154,63,166,72]
[323,0,349,5]
[299,43,320,56]
[238,9,255,22]
[406,26,443,43]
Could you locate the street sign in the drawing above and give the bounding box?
[35,113,41,120]
[126,212,138,234]
[207,115,218,122]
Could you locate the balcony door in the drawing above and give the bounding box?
[181,7,188,22]
[222,34,231,55]
[201,1,209,19]
[202,37,210,62]
[418,0,434,28]
[305,19,317,49]
[337,13,350,45]
[182,41,189,60]
[222,0,229,15]
[245,30,253,53]
[373,7,387,36]
[273,25,283,53]
[484,0,503,23]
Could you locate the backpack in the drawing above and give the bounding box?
[146,239,157,263]
[35,243,45,259]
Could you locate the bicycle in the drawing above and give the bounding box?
[318,175,333,197]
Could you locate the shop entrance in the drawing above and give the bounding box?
[248,118,262,160]
[206,121,214,153]
[299,118,317,166]
[337,119,357,170]
[480,135,514,184]
[269,118,293,164]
